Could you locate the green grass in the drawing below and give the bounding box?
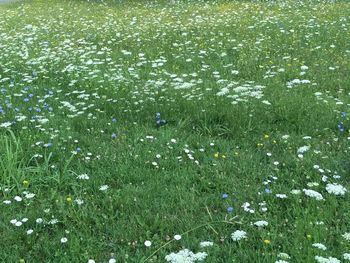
[0,0,350,262]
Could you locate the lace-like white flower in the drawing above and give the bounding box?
[231,230,247,241]
[165,249,207,263]
[303,189,324,200]
[326,183,347,196]
[312,243,327,250]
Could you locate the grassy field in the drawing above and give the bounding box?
[0,0,350,262]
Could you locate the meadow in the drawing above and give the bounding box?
[0,0,350,262]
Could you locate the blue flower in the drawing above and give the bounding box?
[111,133,117,139]
[155,112,167,127]
[222,193,228,199]
[45,142,53,148]
[227,207,234,213]
[341,112,347,117]
[265,188,272,194]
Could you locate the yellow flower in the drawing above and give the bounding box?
[214,153,219,158]
[264,134,269,139]
[221,155,226,159]
[66,197,73,203]
[234,151,239,156]
[263,239,271,245]
[273,140,277,144]
[257,143,264,147]
[307,234,312,240]
[19,259,25,263]
[23,180,29,187]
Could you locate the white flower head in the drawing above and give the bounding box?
[343,232,350,241]
[297,145,310,154]
[174,234,181,241]
[77,174,89,180]
[303,189,324,201]
[276,194,288,199]
[326,183,347,196]
[14,196,22,202]
[231,230,247,241]
[281,135,290,140]
[199,241,214,247]
[343,253,350,260]
[312,243,327,250]
[165,249,207,262]
[144,240,152,247]
[99,185,109,191]
[0,122,12,128]
[254,220,268,228]
[277,253,290,260]
[315,256,341,263]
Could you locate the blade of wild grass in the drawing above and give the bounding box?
[0,130,24,188]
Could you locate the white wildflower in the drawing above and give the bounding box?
[342,232,350,241]
[144,240,152,247]
[0,122,12,128]
[174,234,182,241]
[276,194,288,199]
[199,241,214,247]
[303,189,324,201]
[343,253,350,260]
[254,220,268,228]
[165,249,208,263]
[231,230,247,241]
[312,243,327,250]
[326,183,347,196]
[74,199,84,205]
[25,193,35,199]
[14,196,22,202]
[297,145,310,154]
[277,253,290,259]
[281,135,290,140]
[99,185,109,191]
[315,256,341,263]
[77,174,89,180]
